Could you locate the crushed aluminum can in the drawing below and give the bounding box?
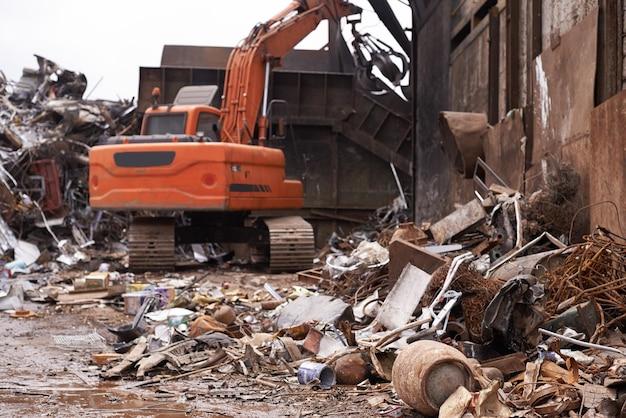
[378,405,403,417]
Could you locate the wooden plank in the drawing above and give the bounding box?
[297,268,332,290]
[56,285,125,304]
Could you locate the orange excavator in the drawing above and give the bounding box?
[89,0,362,272]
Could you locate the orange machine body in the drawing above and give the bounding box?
[90,140,303,211]
[89,0,360,213]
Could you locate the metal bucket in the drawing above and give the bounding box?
[391,340,475,416]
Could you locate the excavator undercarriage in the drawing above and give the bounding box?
[126,214,315,273]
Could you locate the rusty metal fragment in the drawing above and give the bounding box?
[429,198,487,245]
[438,111,489,178]
[388,238,447,287]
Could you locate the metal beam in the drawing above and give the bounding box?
[367,0,412,56]
[488,6,500,124]
[506,0,521,110]
[338,121,412,175]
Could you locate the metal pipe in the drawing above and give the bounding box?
[432,291,461,329]
[390,163,407,210]
[514,194,523,249]
[538,328,623,355]
[263,283,283,301]
[428,252,473,319]
[486,231,567,277]
[261,60,270,117]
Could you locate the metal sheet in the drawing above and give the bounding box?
[530,7,598,237]
[589,90,626,236]
[375,263,432,331]
[160,45,345,73]
[449,20,490,114]
[438,111,488,178]
[388,238,447,288]
[429,198,487,245]
[484,108,526,191]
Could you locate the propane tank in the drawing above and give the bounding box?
[391,340,476,416]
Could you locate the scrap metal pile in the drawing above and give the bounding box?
[83,175,626,418]
[40,193,624,418]
[0,55,135,263]
[3,57,626,417]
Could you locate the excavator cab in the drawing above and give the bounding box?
[142,113,186,135]
[141,85,221,141]
[142,108,221,141]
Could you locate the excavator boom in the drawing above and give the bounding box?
[219,0,361,144]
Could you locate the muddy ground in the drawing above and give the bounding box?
[0,267,414,418]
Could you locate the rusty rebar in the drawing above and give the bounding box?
[545,228,626,327]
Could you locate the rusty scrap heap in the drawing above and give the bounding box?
[0,56,135,256]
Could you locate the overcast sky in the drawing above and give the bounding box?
[1,0,410,102]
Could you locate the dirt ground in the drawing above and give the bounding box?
[0,267,415,418]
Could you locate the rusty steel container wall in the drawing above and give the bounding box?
[160,45,346,74]
[270,71,355,120]
[278,125,403,209]
[137,66,412,215]
[138,67,226,110]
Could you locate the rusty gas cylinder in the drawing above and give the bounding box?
[391,340,475,416]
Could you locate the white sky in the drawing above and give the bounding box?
[1,0,410,101]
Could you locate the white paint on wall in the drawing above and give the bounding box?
[534,55,551,130]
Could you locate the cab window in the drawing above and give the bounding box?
[196,112,220,141]
[144,113,186,135]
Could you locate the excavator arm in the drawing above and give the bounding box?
[219,0,361,144]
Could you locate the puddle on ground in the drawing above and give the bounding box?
[0,300,309,417]
[1,381,192,417]
[0,379,297,417]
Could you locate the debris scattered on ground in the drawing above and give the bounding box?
[3,56,626,418]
